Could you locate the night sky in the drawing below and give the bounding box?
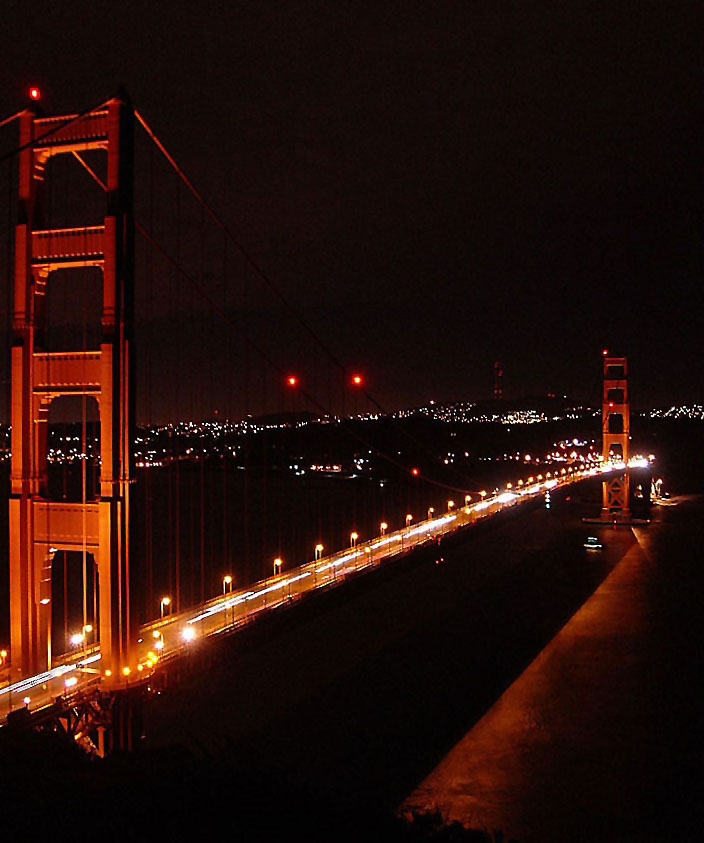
[1,1,702,419]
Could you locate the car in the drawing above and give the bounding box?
[584,536,603,550]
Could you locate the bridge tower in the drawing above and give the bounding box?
[9,95,135,680]
[600,353,630,521]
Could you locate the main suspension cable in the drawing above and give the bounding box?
[133,110,478,494]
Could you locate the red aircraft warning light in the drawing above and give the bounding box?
[29,87,41,101]
[286,375,298,388]
[411,467,420,477]
[351,374,363,386]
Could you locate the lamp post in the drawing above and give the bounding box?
[160,596,171,619]
[274,557,283,576]
[465,494,471,508]
[153,629,165,652]
[427,507,434,520]
[314,544,323,585]
[350,532,358,548]
[406,513,413,526]
[223,575,233,595]
[380,522,388,535]
[447,500,454,512]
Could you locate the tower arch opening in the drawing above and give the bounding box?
[50,550,99,662]
[46,395,101,501]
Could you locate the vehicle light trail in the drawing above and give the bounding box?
[2,458,651,724]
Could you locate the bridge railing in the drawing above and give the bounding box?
[2,461,641,721]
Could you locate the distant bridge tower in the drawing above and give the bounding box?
[9,95,135,680]
[600,353,630,521]
[493,361,503,400]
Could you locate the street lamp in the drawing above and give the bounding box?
[223,575,233,595]
[350,532,358,548]
[160,596,171,618]
[315,544,324,561]
[465,495,471,507]
[380,522,388,535]
[406,513,413,526]
[274,557,283,576]
[447,500,454,512]
[427,507,434,520]
[70,632,84,647]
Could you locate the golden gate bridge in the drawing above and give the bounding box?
[0,91,643,752]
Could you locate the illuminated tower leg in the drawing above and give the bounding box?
[9,95,135,680]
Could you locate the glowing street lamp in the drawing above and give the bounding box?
[0,649,7,667]
[380,522,388,535]
[160,596,171,618]
[447,500,454,512]
[464,495,471,507]
[480,490,487,498]
[274,557,283,576]
[427,507,434,520]
[315,544,324,561]
[406,513,413,526]
[223,575,233,595]
[70,632,84,647]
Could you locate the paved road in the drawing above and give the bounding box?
[401,495,704,841]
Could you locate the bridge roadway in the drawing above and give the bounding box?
[0,462,634,725]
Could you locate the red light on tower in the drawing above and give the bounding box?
[602,349,609,356]
[351,374,363,386]
[286,375,298,388]
[411,467,420,477]
[29,86,41,101]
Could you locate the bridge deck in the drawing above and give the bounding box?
[0,465,629,724]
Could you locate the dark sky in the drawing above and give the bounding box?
[1,1,702,419]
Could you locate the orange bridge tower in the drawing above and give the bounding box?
[9,95,135,680]
[600,353,631,521]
